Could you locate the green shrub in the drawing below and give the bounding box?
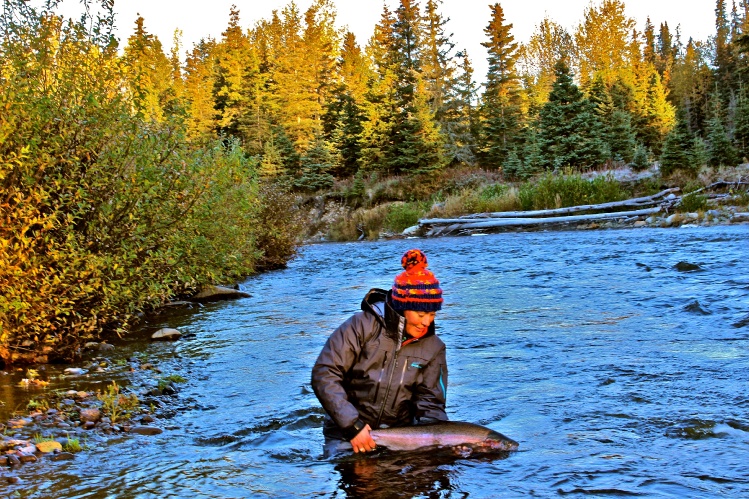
[679,193,708,212]
[0,3,298,365]
[384,203,425,233]
[97,381,139,424]
[518,173,629,210]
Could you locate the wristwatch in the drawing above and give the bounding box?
[344,418,366,440]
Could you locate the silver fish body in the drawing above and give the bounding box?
[368,421,518,452]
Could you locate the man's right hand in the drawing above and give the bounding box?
[350,424,376,453]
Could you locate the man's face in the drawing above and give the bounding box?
[403,310,436,339]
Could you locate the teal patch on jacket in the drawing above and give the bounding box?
[410,362,423,369]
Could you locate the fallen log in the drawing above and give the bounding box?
[683,180,749,196]
[422,206,662,236]
[421,188,678,224]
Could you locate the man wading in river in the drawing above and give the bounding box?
[312,249,448,457]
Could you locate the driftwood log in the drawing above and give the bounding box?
[417,180,748,237]
[424,207,662,236]
[423,187,679,221]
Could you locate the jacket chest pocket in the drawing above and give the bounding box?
[397,356,428,390]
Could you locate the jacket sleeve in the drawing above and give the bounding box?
[311,313,368,435]
[414,342,448,422]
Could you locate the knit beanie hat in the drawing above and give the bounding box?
[390,249,443,312]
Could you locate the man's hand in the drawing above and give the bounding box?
[350,424,376,453]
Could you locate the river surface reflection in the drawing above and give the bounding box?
[2,226,748,498]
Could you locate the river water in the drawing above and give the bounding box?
[2,225,748,498]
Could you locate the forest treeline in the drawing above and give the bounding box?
[1,0,747,364]
[107,0,747,181]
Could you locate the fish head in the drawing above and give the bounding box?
[479,429,519,452]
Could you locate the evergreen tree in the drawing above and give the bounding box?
[479,3,524,168]
[660,109,696,176]
[259,137,284,178]
[384,0,445,175]
[588,73,634,162]
[706,95,739,167]
[631,143,651,171]
[358,5,398,172]
[643,17,656,67]
[502,149,523,179]
[655,22,678,85]
[421,0,456,122]
[520,127,543,179]
[270,125,301,178]
[122,16,173,122]
[183,38,218,140]
[734,90,749,159]
[295,135,336,191]
[668,39,712,135]
[323,32,367,176]
[213,6,258,140]
[608,109,637,162]
[536,60,607,170]
[639,67,676,155]
[442,50,479,166]
[714,0,737,104]
[421,0,471,165]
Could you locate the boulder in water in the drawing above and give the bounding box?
[80,408,101,424]
[35,441,62,453]
[189,285,251,302]
[683,300,712,315]
[151,328,182,341]
[674,261,702,272]
[129,426,163,436]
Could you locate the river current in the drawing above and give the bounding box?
[2,225,748,498]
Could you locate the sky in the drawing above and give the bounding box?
[52,0,717,81]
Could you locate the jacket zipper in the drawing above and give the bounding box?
[375,321,404,428]
[389,357,409,410]
[372,351,388,403]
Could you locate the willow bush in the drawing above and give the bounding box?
[0,2,295,365]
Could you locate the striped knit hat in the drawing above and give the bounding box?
[390,249,443,312]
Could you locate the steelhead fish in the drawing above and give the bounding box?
[357,421,518,453]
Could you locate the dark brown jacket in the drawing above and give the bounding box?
[312,288,448,440]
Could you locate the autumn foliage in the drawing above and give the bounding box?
[0,2,299,365]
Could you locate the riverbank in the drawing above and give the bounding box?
[298,164,749,242]
[0,302,208,484]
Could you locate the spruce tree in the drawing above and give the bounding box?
[385,0,445,175]
[443,50,479,166]
[608,109,637,163]
[213,6,256,140]
[536,60,607,170]
[502,149,523,179]
[358,6,397,173]
[122,16,173,122]
[734,90,749,160]
[706,113,738,167]
[183,39,219,140]
[631,143,651,171]
[660,110,696,176]
[588,74,636,162]
[295,135,336,191]
[479,3,524,168]
[322,32,368,177]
